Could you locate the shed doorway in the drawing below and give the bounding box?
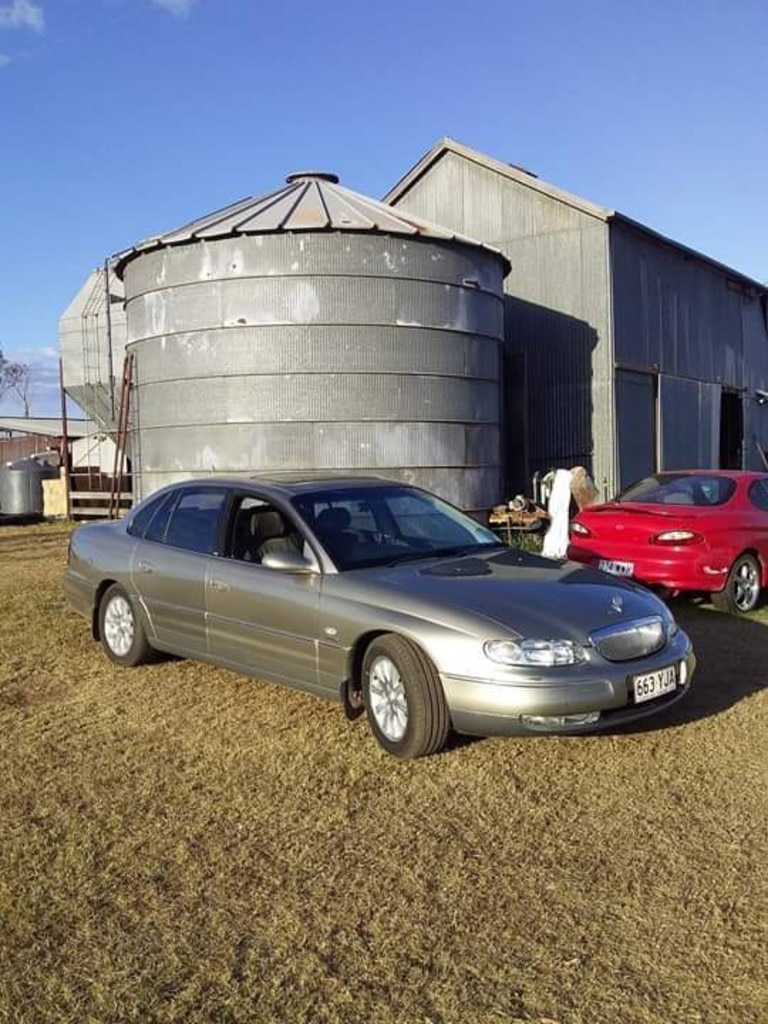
[616,369,657,490]
[719,390,743,469]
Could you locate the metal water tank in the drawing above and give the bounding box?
[0,458,59,516]
[116,172,510,509]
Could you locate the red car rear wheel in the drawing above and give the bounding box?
[712,554,761,615]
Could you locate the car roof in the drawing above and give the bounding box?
[250,474,403,497]
[144,474,403,502]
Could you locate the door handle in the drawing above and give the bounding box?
[137,561,155,574]
[209,579,230,592]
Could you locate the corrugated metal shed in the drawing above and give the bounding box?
[386,139,616,492]
[386,138,768,494]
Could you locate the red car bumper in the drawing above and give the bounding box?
[567,541,731,594]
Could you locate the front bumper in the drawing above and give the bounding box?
[441,632,695,737]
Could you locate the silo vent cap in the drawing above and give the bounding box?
[286,171,340,184]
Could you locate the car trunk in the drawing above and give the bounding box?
[579,503,713,543]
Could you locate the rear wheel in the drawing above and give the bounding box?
[712,554,761,614]
[99,584,154,666]
[362,635,450,759]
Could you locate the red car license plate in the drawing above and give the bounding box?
[598,559,634,577]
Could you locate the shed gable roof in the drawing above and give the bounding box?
[385,138,766,294]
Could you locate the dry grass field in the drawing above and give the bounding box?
[1,522,766,1024]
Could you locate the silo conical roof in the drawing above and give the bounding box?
[114,172,509,278]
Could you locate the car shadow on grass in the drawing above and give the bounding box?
[610,599,768,734]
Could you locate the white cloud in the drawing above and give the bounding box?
[150,0,196,16]
[0,1,45,33]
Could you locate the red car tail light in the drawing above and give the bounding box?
[570,521,593,538]
[650,530,704,546]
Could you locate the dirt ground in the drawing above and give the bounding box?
[1,522,766,1024]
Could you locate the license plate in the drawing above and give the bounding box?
[599,559,634,577]
[632,665,677,704]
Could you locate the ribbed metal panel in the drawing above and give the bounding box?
[137,422,497,471]
[134,326,499,383]
[389,149,614,492]
[612,220,768,472]
[612,222,753,386]
[126,232,504,294]
[137,375,499,427]
[127,274,502,340]
[125,216,506,508]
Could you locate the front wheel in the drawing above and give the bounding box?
[712,554,761,614]
[362,635,451,759]
[99,583,154,666]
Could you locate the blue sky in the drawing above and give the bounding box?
[0,0,766,415]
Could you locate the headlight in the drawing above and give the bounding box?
[484,638,587,667]
[663,612,678,640]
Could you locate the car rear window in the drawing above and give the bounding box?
[617,474,737,507]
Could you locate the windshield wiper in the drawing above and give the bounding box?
[384,542,504,567]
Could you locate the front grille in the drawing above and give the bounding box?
[590,616,666,662]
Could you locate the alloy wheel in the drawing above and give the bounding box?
[368,655,409,742]
[733,558,760,612]
[103,595,135,657]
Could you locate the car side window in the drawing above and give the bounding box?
[163,489,228,555]
[748,478,768,512]
[128,490,175,538]
[228,495,304,563]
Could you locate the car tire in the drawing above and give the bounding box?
[711,554,761,615]
[99,583,154,666]
[362,635,451,759]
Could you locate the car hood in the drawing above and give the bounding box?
[355,547,668,640]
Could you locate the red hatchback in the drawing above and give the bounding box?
[567,471,768,614]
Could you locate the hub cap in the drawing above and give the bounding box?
[104,595,135,656]
[368,655,408,742]
[733,560,759,612]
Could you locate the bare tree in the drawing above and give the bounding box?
[0,348,33,415]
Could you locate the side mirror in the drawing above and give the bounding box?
[261,550,318,574]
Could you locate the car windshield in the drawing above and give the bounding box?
[291,485,501,570]
[616,474,737,507]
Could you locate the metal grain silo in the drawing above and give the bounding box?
[115,172,509,509]
[0,459,59,517]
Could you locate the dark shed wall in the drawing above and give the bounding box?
[611,221,768,478]
[390,151,616,496]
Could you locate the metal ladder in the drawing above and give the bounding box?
[108,353,134,520]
